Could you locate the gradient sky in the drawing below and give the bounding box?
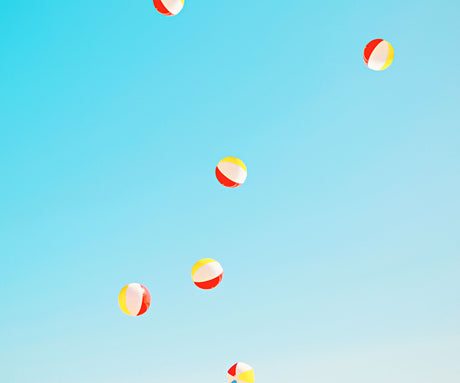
[1,0,459,382]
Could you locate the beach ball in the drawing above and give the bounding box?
[364,39,394,71]
[118,283,151,316]
[216,157,247,188]
[191,258,223,290]
[153,0,184,16]
[228,362,255,383]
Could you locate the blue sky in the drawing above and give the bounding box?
[1,0,459,382]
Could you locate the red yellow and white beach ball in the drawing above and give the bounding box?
[153,0,184,16]
[363,39,394,71]
[216,157,247,188]
[228,362,255,383]
[118,283,151,316]
[191,258,224,290]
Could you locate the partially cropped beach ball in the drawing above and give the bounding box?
[118,283,151,316]
[364,39,394,71]
[153,0,184,16]
[228,362,255,383]
[191,258,223,290]
[215,157,247,188]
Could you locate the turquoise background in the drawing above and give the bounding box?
[1,0,459,382]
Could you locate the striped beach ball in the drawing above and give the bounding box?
[118,283,151,317]
[364,39,394,71]
[153,0,184,16]
[191,258,223,290]
[216,157,247,188]
[228,362,255,383]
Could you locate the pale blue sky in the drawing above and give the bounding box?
[1,0,459,382]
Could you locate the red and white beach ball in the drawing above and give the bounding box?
[153,0,184,16]
[215,157,247,188]
[364,39,394,71]
[228,362,255,383]
[191,258,224,290]
[118,283,151,316]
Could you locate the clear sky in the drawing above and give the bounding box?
[1,0,459,382]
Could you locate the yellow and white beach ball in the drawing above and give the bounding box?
[228,362,255,383]
[191,258,223,290]
[215,157,247,188]
[153,0,184,16]
[118,283,151,316]
[364,39,394,71]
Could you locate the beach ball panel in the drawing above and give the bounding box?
[363,38,383,64]
[125,283,144,315]
[192,261,223,282]
[194,274,223,289]
[380,43,394,70]
[162,0,184,14]
[216,167,240,188]
[153,0,184,15]
[239,370,255,383]
[228,364,237,376]
[235,363,252,376]
[229,379,248,383]
[137,286,151,316]
[220,157,247,172]
[218,161,247,184]
[368,41,389,70]
[191,258,215,276]
[118,285,130,315]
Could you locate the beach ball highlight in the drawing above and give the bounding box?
[364,39,394,71]
[153,0,184,16]
[118,283,151,317]
[228,362,255,383]
[191,258,223,290]
[216,157,247,188]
